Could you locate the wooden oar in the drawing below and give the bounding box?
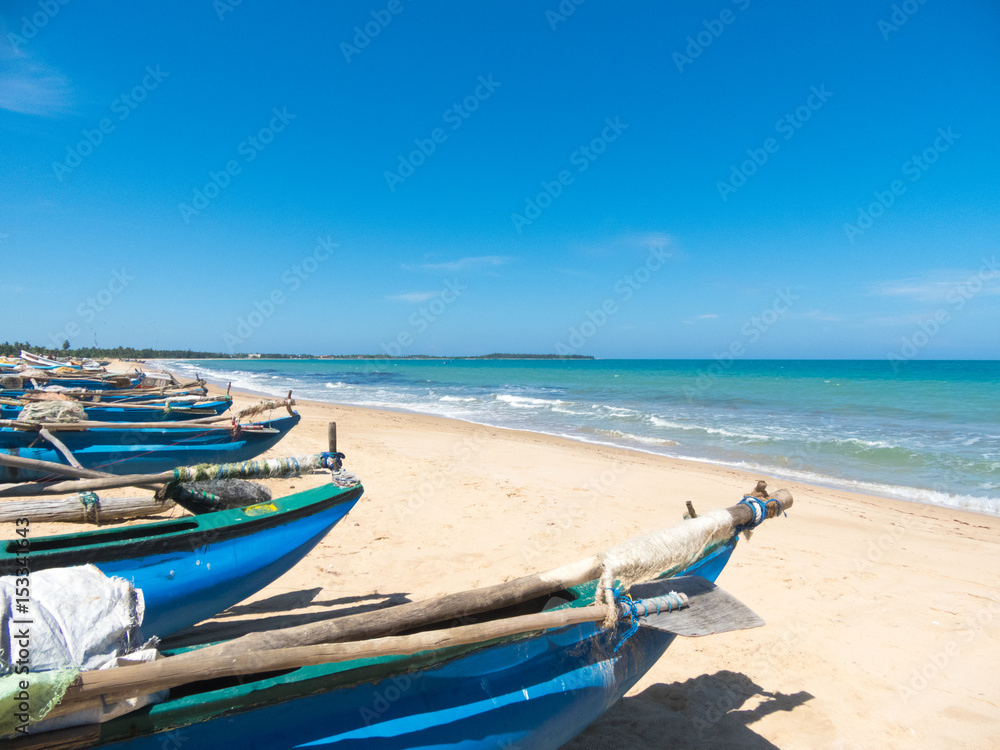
[0,447,336,497]
[16,380,209,400]
[0,398,294,431]
[50,603,620,720]
[0,418,238,431]
[49,490,792,716]
[0,452,169,500]
[0,396,225,414]
[164,491,792,664]
[0,453,132,482]
[37,428,83,468]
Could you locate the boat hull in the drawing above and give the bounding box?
[0,414,300,479]
[99,541,736,748]
[0,399,232,422]
[0,389,206,402]
[0,482,363,637]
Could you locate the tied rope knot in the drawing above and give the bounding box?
[612,587,639,653]
[611,588,689,652]
[78,491,99,523]
[320,451,344,470]
[734,495,786,538]
[633,591,685,617]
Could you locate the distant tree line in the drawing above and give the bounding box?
[0,342,595,360]
[0,342,234,359]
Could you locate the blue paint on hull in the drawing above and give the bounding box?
[102,497,358,637]
[0,481,362,639]
[0,414,299,479]
[106,541,737,749]
[0,400,232,422]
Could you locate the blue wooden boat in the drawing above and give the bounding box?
[44,496,788,749]
[0,413,300,481]
[0,398,233,422]
[11,374,139,390]
[0,388,207,402]
[0,480,362,638]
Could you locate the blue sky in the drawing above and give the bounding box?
[1,0,998,358]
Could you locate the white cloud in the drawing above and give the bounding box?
[640,232,671,249]
[386,291,441,303]
[870,266,1000,302]
[419,255,510,272]
[0,35,73,116]
[799,310,843,322]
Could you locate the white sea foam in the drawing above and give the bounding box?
[494,394,569,408]
[154,359,999,517]
[594,429,678,446]
[593,405,643,417]
[721,461,1000,516]
[648,416,770,441]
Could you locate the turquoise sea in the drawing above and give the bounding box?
[162,359,1000,516]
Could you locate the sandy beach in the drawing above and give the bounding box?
[7,373,1000,749]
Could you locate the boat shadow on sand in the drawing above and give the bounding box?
[161,588,412,649]
[565,670,813,749]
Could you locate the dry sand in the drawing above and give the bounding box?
[6,371,1000,748]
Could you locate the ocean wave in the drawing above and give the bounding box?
[592,428,678,446]
[722,461,1000,516]
[648,416,770,441]
[592,405,644,417]
[493,394,570,408]
[155,359,999,517]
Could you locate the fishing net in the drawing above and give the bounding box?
[169,453,344,484]
[19,391,73,401]
[155,453,348,511]
[169,479,273,515]
[16,400,87,423]
[234,399,294,420]
[331,470,362,488]
[162,396,201,405]
[0,376,21,390]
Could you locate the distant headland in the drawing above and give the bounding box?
[0,342,593,361]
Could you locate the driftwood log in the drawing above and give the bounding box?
[0,453,174,522]
[0,494,174,523]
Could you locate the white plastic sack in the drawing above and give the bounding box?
[0,564,147,673]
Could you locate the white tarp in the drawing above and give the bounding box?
[0,565,165,737]
[0,565,147,673]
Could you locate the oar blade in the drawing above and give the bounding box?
[630,575,764,637]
